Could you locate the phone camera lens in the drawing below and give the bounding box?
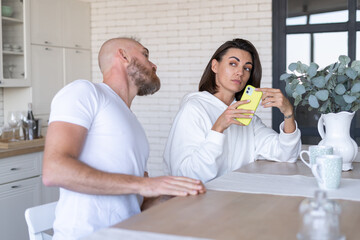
[246,91,249,94]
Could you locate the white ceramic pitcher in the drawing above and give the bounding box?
[317,111,358,171]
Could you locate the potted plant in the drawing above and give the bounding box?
[280,55,359,171]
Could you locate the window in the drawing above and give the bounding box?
[272,0,360,144]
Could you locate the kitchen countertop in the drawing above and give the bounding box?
[0,143,44,159]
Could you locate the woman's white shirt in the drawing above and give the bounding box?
[163,91,301,183]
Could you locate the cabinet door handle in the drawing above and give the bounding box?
[11,185,21,189]
[75,44,81,48]
[10,167,19,171]
[76,50,81,54]
[45,47,51,51]
[44,41,51,44]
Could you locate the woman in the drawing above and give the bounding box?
[163,38,301,183]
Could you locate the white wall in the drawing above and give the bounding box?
[85,0,273,176]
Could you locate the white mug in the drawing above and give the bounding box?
[311,155,342,190]
[300,145,333,168]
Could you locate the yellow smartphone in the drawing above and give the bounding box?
[236,85,263,125]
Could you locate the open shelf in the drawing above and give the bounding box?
[1,0,28,86]
[3,50,24,55]
[2,16,23,24]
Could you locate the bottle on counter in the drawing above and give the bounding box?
[27,102,35,121]
[26,103,36,140]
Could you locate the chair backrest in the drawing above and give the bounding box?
[25,201,57,240]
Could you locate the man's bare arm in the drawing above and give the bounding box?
[42,121,206,197]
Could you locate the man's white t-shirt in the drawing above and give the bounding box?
[49,80,149,240]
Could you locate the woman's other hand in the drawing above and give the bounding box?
[257,88,295,133]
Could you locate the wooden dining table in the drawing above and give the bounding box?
[109,161,360,240]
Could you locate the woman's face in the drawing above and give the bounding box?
[211,48,253,98]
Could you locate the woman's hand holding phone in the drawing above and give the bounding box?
[211,100,255,133]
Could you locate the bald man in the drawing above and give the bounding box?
[42,37,205,240]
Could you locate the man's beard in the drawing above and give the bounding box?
[127,58,161,96]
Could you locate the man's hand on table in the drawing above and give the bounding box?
[140,176,206,211]
[139,176,206,197]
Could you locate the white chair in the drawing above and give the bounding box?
[25,201,57,240]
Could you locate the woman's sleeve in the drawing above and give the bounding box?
[253,116,302,163]
[163,102,225,183]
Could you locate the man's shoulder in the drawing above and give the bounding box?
[53,80,100,105]
[63,80,103,96]
[66,79,95,90]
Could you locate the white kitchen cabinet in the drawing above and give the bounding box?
[0,151,58,240]
[0,176,41,240]
[31,0,90,49]
[64,48,91,85]
[30,0,63,47]
[63,0,91,49]
[31,45,64,124]
[30,46,91,124]
[26,0,91,125]
[0,0,31,87]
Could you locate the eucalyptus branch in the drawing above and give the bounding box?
[280,55,360,114]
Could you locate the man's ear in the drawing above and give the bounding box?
[211,59,218,73]
[118,49,130,63]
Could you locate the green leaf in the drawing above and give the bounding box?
[297,62,308,74]
[351,83,360,93]
[329,62,339,72]
[335,95,347,107]
[309,95,319,108]
[315,90,329,101]
[325,72,334,83]
[351,104,360,112]
[280,73,293,81]
[338,64,346,74]
[295,84,306,95]
[327,78,337,90]
[285,84,293,96]
[312,76,326,88]
[343,95,357,103]
[351,60,360,67]
[308,63,319,78]
[337,75,348,83]
[345,104,352,111]
[353,92,360,98]
[290,79,299,90]
[335,84,346,95]
[351,60,360,72]
[319,99,330,112]
[294,95,302,106]
[345,68,357,79]
[288,63,297,72]
[339,55,351,66]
